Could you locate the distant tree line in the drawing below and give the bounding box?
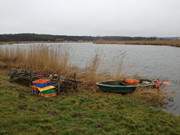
[0,33,161,42]
[0,33,93,42]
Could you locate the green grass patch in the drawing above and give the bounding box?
[0,42,16,45]
[0,75,180,135]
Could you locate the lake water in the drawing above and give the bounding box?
[1,42,180,114]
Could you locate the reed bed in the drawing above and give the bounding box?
[0,45,126,83]
[0,45,115,87]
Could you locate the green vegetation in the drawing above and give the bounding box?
[0,33,93,42]
[0,42,16,45]
[0,75,180,135]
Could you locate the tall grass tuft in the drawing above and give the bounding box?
[80,54,107,89]
[0,46,72,75]
[132,88,170,107]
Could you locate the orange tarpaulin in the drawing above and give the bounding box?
[124,79,140,85]
[32,79,50,84]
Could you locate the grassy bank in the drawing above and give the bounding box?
[95,39,180,47]
[0,44,179,134]
[0,75,180,135]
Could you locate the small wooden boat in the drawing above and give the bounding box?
[96,79,155,94]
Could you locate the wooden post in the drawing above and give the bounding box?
[29,70,32,87]
[57,75,60,94]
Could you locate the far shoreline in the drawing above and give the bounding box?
[94,39,180,47]
[1,39,180,47]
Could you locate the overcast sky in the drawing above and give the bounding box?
[0,0,180,36]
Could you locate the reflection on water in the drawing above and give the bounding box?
[1,42,180,114]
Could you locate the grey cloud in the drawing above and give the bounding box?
[0,0,180,36]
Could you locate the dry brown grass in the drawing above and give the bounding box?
[0,46,74,75]
[132,88,171,107]
[95,39,180,47]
